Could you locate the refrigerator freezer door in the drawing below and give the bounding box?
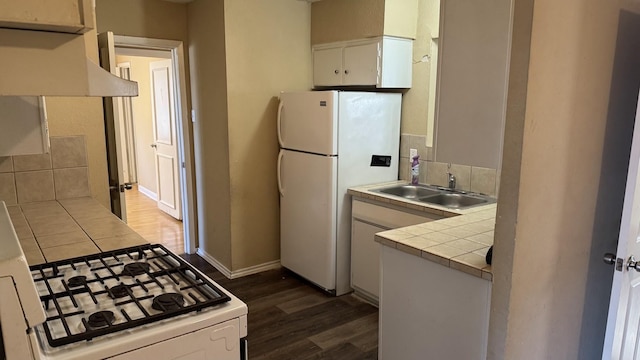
[278,91,338,155]
[279,149,337,291]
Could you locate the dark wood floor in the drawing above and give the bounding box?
[181,254,379,359]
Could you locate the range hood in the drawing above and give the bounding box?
[0,27,138,97]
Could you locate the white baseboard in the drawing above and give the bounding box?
[137,185,157,201]
[196,248,281,279]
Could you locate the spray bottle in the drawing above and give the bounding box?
[411,155,420,185]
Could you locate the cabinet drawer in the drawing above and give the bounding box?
[352,198,441,229]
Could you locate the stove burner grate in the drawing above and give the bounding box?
[86,311,115,330]
[30,244,232,348]
[152,293,185,312]
[121,262,150,277]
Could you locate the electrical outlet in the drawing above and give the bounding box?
[409,148,418,160]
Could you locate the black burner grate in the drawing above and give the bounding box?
[30,244,231,348]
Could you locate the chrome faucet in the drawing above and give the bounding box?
[448,172,456,189]
[446,163,456,189]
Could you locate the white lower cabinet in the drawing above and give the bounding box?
[379,245,491,360]
[350,198,442,304]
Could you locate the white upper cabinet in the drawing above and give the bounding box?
[313,36,413,89]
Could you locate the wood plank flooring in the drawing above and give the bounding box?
[124,186,184,254]
[181,254,379,359]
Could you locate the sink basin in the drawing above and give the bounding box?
[374,185,440,199]
[418,193,488,209]
[370,183,495,209]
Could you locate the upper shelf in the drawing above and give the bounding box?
[0,0,94,34]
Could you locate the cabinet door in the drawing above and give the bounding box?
[313,47,343,87]
[0,97,49,156]
[343,42,379,86]
[351,219,386,300]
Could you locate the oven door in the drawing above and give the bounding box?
[107,318,243,360]
[0,276,36,360]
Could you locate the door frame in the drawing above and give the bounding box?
[112,35,196,255]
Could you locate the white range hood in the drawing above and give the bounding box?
[0,0,138,97]
[0,28,138,97]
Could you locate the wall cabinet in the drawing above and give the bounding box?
[0,97,49,156]
[313,36,413,89]
[350,198,442,304]
[0,0,94,34]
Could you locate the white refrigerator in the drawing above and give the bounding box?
[277,91,401,295]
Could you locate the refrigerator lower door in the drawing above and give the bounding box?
[279,149,337,291]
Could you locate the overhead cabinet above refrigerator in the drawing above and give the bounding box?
[277,91,401,295]
[312,36,413,89]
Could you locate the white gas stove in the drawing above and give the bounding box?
[0,202,248,360]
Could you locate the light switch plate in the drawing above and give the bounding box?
[409,148,418,160]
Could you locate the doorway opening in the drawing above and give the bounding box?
[101,34,196,255]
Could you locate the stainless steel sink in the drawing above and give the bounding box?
[370,183,495,209]
[374,185,441,199]
[418,193,488,209]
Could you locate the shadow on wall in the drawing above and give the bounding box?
[580,9,640,358]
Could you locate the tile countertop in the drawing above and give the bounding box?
[7,197,148,266]
[348,181,496,281]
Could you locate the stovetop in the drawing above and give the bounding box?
[29,244,231,348]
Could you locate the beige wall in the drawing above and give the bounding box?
[400,0,433,137]
[490,0,634,358]
[115,54,169,195]
[224,0,311,269]
[46,96,110,208]
[47,15,110,208]
[384,0,419,39]
[189,0,311,271]
[311,0,419,45]
[96,0,188,42]
[311,0,385,44]
[188,0,232,267]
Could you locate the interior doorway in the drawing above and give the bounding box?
[100,33,197,255]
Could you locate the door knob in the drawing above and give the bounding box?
[627,255,640,272]
[150,143,157,148]
[603,253,617,265]
[604,253,624,271]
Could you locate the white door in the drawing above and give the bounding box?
[116,63,137,185]
[278,149,337,291]
[603,91,640,359]
[278,91,338,155]
[97,31,129,221]
[150,59,182,220]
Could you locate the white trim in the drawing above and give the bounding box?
[111,35,197,255]
[196,249,282,280]
[137,185,158,201]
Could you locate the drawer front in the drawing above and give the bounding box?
[352,198,440,229]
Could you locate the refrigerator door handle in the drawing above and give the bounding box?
[277,149,284,196]
[277,100,284,147]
